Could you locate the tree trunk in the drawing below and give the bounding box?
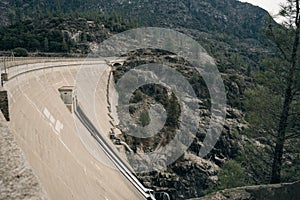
[271,1,300,183]
[271,85,293,183]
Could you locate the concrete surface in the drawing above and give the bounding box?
[3,60,144,200]
[0,112,48,200]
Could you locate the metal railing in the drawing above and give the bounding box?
[74,103,156,200]
[3,57,169,200]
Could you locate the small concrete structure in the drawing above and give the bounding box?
[58,86,76,113]
[5,61,144,200]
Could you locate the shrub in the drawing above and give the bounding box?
[218,160,247,190]
[13,47,28,57]
[139,109,150,127]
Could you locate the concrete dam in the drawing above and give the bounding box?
[1,58,151,200]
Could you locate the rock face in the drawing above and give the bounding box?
[190,181,300,200]
[112,49,248,199]
[0,113,47,199]
[139,153,220,199]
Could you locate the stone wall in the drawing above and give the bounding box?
[190,181,300,200]
[0,112,48,199]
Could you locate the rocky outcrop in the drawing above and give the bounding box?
[112,49,249,200]
[139,153,220,200]
[190,181,300,200]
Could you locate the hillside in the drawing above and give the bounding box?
[1,0,272,77]
[3,0,268,38]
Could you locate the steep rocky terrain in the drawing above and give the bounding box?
[1,1,274,89]
[112,49,248,199]
[3,0,268,38]
[1,1,272,77]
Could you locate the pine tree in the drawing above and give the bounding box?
[268,0,300,184]
[139,109,150,127]
[61,38,68,52]
[44,37,49,52]
[246,0,300,184]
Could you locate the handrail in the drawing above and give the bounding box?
[3,58,168,200]
[74,103,156,200]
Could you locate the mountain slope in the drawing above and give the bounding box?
[4,0,270,40]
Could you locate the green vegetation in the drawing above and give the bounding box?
[203,160,249,195]
[242,0,300,184]
[139,109,150,127]
[131,90,144,103]
[0,11,138,54]
[166,93,180,128]
[236,140,272,184]
[244,85,282,133]
[0,19,72,53]
[218,160,247,189]
[203,0,300,195]
[13,47,28,57]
